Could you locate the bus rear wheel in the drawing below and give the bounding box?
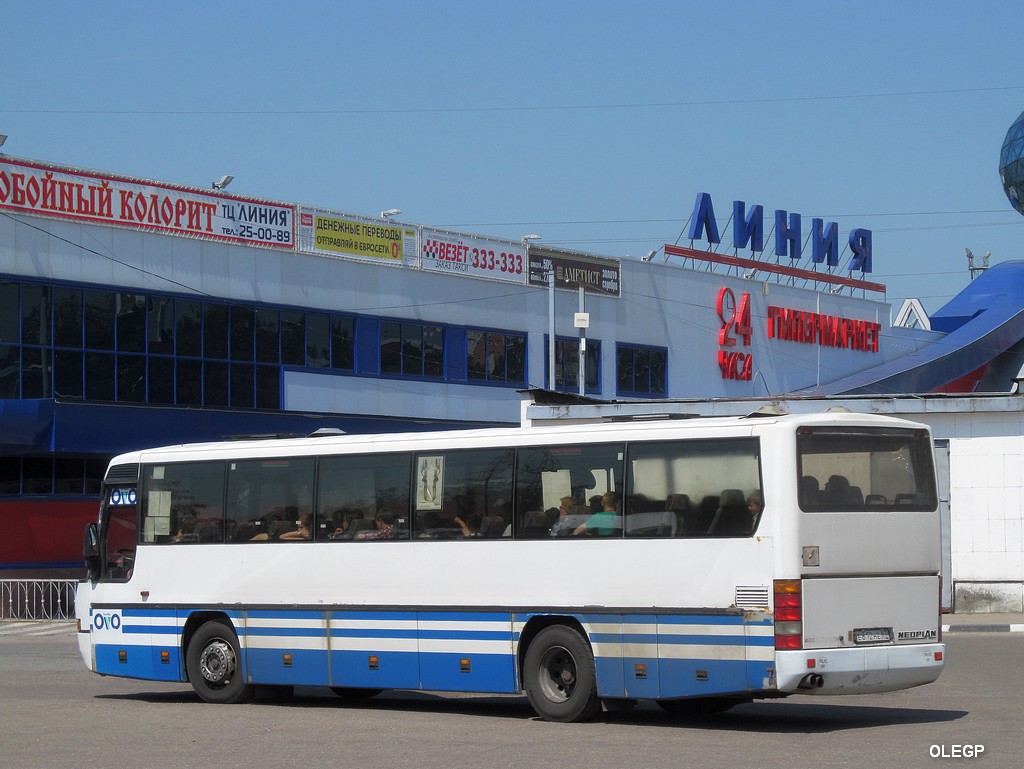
[186,620,254,704]
[523,625,601,722]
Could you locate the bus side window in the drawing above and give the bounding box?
[514,444,624,539]
[142,461,225,545]
[626,438,762,538]
[413,448,513,540]
[317,453,413,542]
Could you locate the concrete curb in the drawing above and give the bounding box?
[942,623,1024,633]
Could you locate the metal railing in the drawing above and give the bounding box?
[1,579,78,621]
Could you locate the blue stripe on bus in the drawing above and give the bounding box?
[328,610,418,621]
[121,607,179,618]
[658,634,751,645]
[242,626,328,638]
[246,609,327,620]
[330,628,419,639]
[90,607,778,699]
[243,627,514,642]
[656,614,769,626]
[120,624,180,635]
[417,629,511,641]
[418,611,509,623]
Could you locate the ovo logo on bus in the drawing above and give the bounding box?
[93,612,122,632]
[109,487,137,506]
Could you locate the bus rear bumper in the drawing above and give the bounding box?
[776,643,944,695]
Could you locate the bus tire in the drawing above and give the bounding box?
[186,620,254,704]
[523,625,601,722]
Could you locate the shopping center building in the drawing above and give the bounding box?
[2,152,1022,609]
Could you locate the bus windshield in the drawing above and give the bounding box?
[796,426,937,512]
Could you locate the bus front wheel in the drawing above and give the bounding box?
[523,625,601,722]
[186,620,254,704]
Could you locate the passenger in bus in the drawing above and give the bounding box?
[822,475,851,506]
[573,491,620,536]
[453,499,484,537]
[279,513,312,540]
[747,490,764,527]
[174,514,200,542]
[549,496,578,537]
[454,513,478,537]
[431,500,467,536]
[358,510,396,540]
[248,510,286,541]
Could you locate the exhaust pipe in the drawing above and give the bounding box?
[798,673,824,690]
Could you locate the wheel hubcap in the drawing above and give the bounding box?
[199,640,236,686]
[538,646,576,702]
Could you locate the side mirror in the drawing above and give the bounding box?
[83,523,100,580]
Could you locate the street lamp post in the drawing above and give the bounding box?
[575,286,588,396]
[521,235,551,389]
[549,267,556,391]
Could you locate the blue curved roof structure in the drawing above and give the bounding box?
[803,260,1024,395]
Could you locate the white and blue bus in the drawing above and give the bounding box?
[76,410,944,721]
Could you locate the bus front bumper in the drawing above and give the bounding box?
[775,643,944,695]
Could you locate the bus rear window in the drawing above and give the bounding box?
[796,427,937,512]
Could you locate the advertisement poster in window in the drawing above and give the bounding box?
[416,455,444,511]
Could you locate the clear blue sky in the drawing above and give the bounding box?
[3,0,1023,314]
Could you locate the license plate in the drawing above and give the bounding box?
[853,627,892,644]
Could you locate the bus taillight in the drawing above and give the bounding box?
[774,579,803,650]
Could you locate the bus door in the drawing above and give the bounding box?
[794,426,941,651]
[98,481,138,580]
